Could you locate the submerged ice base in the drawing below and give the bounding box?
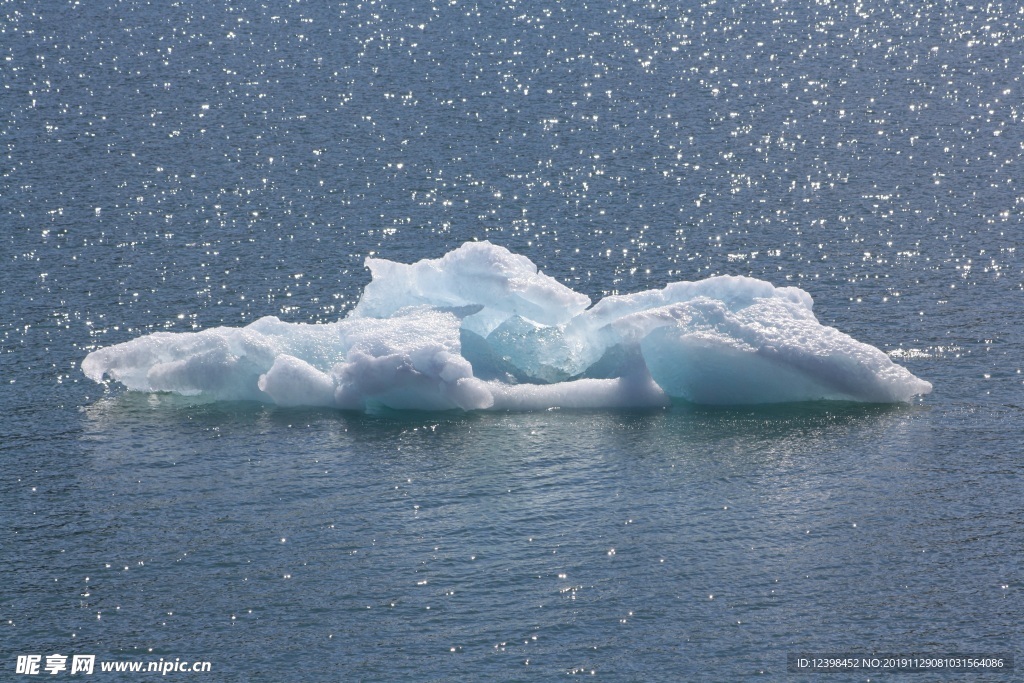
[83,241,932,411]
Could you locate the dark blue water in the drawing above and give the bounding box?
[2,0,1021,679]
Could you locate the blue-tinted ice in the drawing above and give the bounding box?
[83,242,932,410]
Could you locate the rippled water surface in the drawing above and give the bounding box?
[3,0,1022,679]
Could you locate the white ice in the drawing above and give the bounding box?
[83,241,932,411]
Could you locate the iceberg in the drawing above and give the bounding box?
[82,241,932,411]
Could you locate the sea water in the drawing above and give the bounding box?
[2,0,1022,679]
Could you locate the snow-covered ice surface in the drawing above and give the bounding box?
[83,241,932,411]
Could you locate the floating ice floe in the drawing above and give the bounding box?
[83,241,932,411]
